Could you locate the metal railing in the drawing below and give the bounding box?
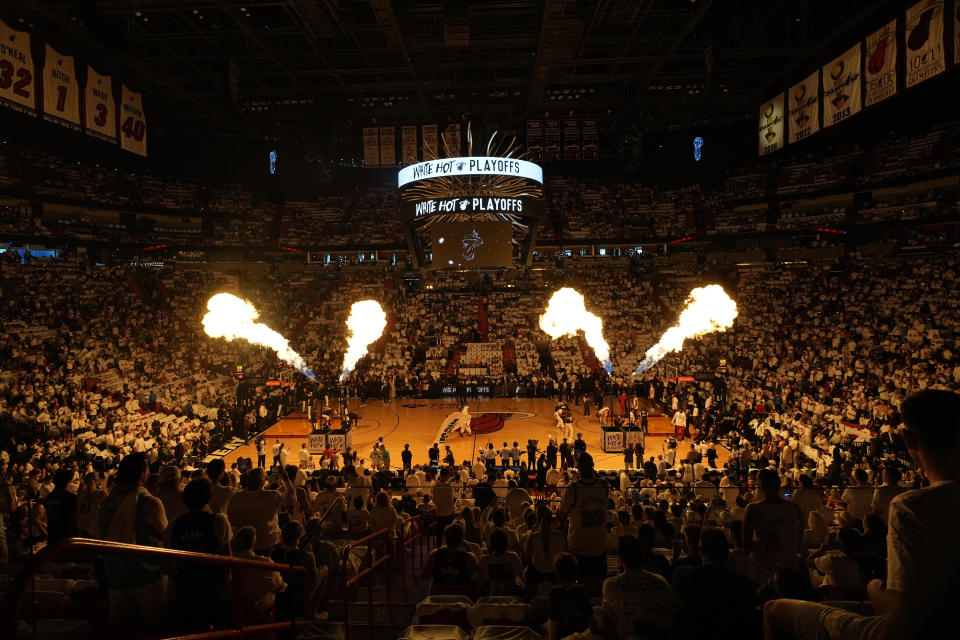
[337,514,431,640]
[5,537,309,640]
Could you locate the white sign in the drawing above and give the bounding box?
[398,156,543,188]
[413,196,525,217]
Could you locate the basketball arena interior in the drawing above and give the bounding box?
[1,1,959,639]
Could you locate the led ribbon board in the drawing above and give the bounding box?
[398,156,543,188]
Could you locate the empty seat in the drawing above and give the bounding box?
[397,624,470,640]
[470,596,531,627]
[414,595,474,632]
[472,625,542,640]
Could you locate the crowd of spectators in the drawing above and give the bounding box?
[1,118,958,252]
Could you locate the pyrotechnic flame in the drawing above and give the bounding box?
[202,293,316,380]
[341,300,387,381]
[539,288,612,373]
[633,284,738,374]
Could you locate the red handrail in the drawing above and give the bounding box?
[5,537,308,640]
[337,514,431,640]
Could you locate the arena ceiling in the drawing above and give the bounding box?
[7,0,904,141]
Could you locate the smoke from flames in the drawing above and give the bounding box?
[341,300,387,381]
[539,287,612,373]
[202,293,316,380]
[633,284,738,374]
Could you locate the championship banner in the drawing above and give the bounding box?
[563,118,581,160]
[0,19,37,115]
[544,119,561,161]
[84,66,116,143]
[864,20,898,107]
[119,85,147,156]
[758,93,785,156]
[787,72,819,143]
[822,44,861,128]
[526,120,543,162]
[379,126,396,167]
[362,127,379,167]
[422,124,438,158]
[581,118,599,160]
[443,123,461,156]
[401,125,418,165]
[905,0,945,88]
[42,44,80,130]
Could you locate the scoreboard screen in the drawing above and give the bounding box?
[430,221,512,268]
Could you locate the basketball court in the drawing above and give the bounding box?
[218,397,729,472]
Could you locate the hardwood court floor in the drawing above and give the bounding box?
[221,397,728,472]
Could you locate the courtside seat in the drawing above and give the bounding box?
[470,596,531,627]
[472,625,542,640]
[398,624,471,640]
[414,595,474,632]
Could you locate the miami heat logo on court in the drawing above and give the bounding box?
[435,408,535,445]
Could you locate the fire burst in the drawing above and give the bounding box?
[539,288,612,373]
[341,300,387,381]
[634,284,738,374]
[202,293,316,380]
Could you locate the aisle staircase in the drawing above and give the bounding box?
[477,299,489,341]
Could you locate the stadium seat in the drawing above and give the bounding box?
[469,596,531,627]
[414,595,474,632]
[397,624,470,640]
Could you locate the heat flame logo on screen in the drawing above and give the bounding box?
[462,229,484,261]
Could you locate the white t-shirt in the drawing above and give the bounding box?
[560,475,610,556]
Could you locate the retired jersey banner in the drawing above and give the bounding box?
[864,20,898,107]
[422,124,438,158]
[822,44,862,128]
[84,66,116,143]
[526,120,543,162]
[0,19,37,115]
[379,126,396,167]
[42,45,80,130]
[119,84,147,156]
[787,72,819,143]
[905,0,945,87]
[955,0,960,64]
[362,127,379,167]
[758,93,785,156]
[544,119,561,161]
[401,125,417,165]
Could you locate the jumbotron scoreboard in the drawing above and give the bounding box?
[397,152,544,269]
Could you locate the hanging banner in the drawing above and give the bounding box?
[379,126,396,167]
[526,120,543,162]
[119,84,147,157]
[758,93,785,156]
[422,124,438,158]
[955,0,960,64]
[581,118,599,160]
[544,119,561,161]
[362,127,379,168]
[864,20,898,107]
[443,123,461,156]
[84,66,116,143]
[904,0,945,87]
[0,19,37,115]
[822,44,862,128]
[401,125,418,165]
[787,72,819,143]
[563,119,581,160]
[42,44,80,130]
